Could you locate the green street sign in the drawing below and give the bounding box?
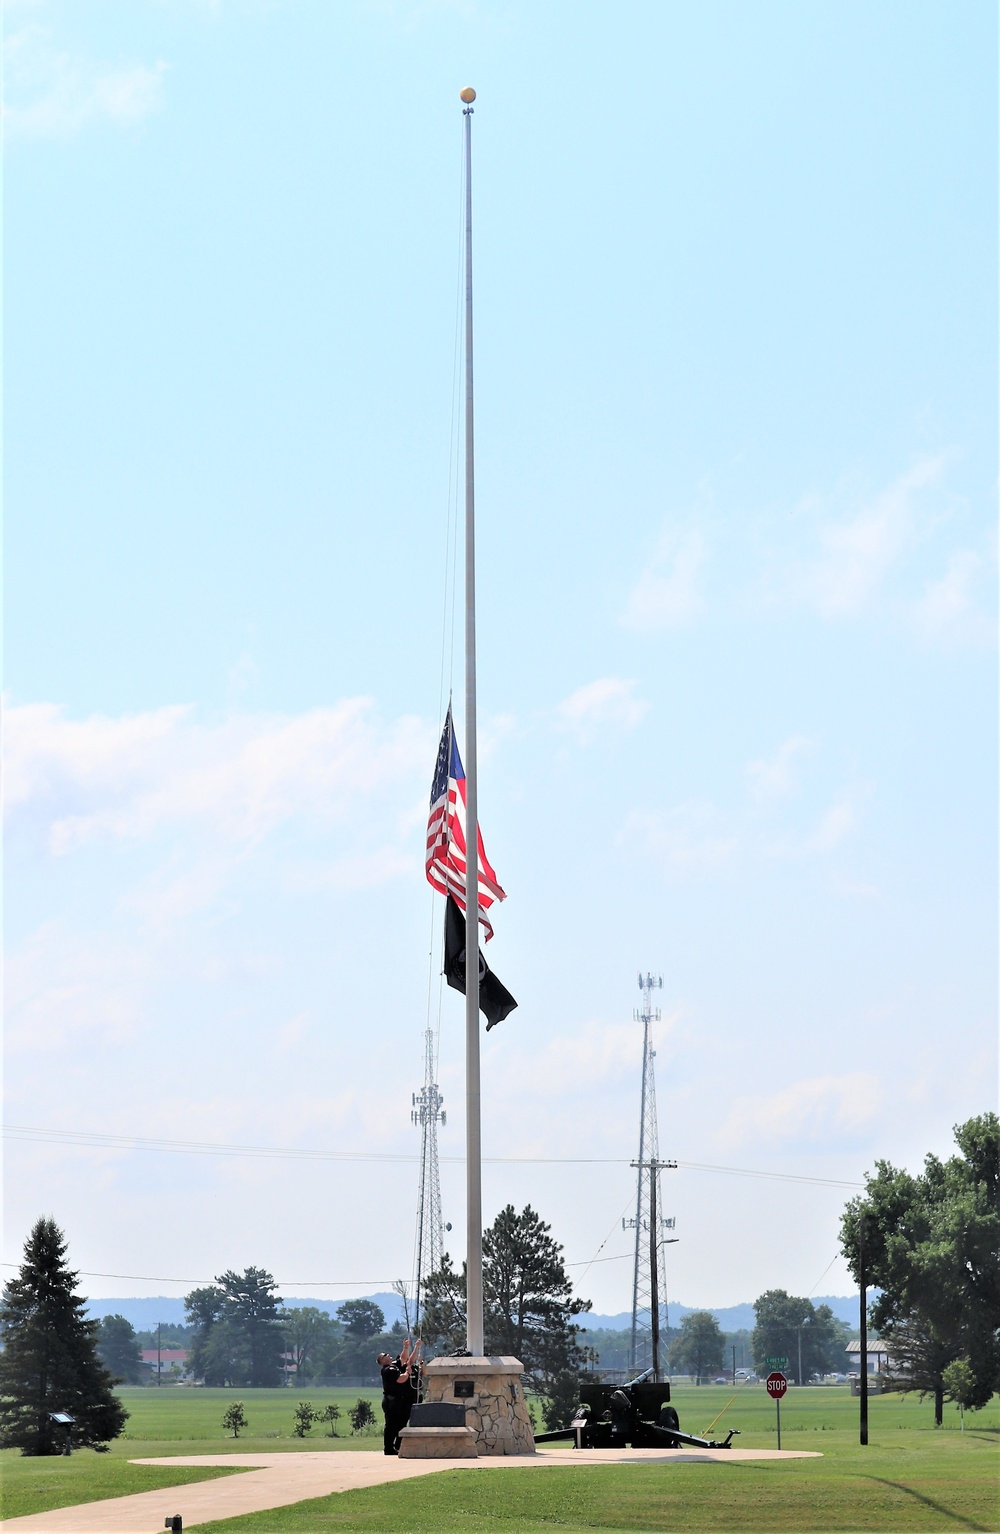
[766,1356,788,1366]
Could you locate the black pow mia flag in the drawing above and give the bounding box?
[444,896,517,1031]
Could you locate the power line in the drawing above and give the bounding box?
[0,1265,399,1286]
[2,1124,864,1189]
[0,1253,632,1284]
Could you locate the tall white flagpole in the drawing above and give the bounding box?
[460,86,484,1357]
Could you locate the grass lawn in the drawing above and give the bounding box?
[0,1387,382,1520]
[190,1385,1000,1533]
[0,1456,244,1523]
[193,1432,1000,1534]
[116,1385,385,1446]
[0,1384,996,1531]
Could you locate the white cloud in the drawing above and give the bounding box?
[3,24,167,139]
[5,921,152,1054]
[912,549,995,645]
[621,802,738,873]
[5,698,429,855]
[622,529,707,632]
[556,678,649,742]
[762,789,867,861]
[793,456,944,616]
[361,0,486,30]
[4,702,190,813]
[719,1073,883,1150]
[489,1020,645,1103]
[747,737,813,801]
[804,798,857,853]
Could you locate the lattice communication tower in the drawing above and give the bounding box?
[622,972,677,1378]
[411,1026,446,1334]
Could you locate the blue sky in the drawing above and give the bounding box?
[4,0,996,1315]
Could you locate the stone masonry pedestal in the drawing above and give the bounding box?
[418,1356,536,1456]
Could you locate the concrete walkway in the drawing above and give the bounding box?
[0,1445,822,1533]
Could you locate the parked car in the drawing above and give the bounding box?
[713,1376,728,1384]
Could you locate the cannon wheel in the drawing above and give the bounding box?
[662,1407,680,1432]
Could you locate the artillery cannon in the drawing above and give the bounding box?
[534,1370,739,1451]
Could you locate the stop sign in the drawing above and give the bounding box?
[766,1371,788,1399]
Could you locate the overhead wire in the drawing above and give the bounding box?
[570,1192,641,1286]
[3,1125,864,1188]
[0,1264,399,1288]
[806,1251,842,1299]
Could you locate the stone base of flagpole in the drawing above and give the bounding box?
[410,1357,536,1456]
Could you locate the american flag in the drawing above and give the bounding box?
[426,704,505,939]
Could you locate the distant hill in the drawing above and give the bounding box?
[578,1296,862,1331]
[85,1292,860,1334]
[83,1292,409,1331]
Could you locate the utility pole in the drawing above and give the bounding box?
[649,1161,659,1379]
[623,973,677,1376]
[156,1322,161,1386]
[798,1314,811,1389]
[859,1217,869,1446]
[411,1026,446,1334]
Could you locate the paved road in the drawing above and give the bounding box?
[0,1445,822,1532]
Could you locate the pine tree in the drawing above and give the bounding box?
[183,1269,285,1388]
[421,1203,592,1420]
[0,1218,128,1455]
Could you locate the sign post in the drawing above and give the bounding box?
[766,1370,788,1449]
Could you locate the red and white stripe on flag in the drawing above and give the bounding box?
[425,706,505,939]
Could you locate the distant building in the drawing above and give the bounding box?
[140,1348,190,1377]
[846,1340,897,1373]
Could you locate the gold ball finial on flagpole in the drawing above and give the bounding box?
[460,87,477,103]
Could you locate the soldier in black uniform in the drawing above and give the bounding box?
[377,1338,421,1455]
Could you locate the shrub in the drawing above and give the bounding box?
[349,1398,376,1434]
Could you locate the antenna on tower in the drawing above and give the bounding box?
[622,972,677,1380]
[411,1026,446,1335]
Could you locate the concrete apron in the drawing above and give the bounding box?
[0,1446,822,1534]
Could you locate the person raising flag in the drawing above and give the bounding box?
[377,1337,421,1455]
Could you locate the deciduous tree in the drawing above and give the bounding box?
[281,1307,338,1383]
[670,1312,725,1382]
[941,1358,977,1431]
[96,1315,143,1385]
[185,1287,228,1386]
[840,1113,1000,1425]
[0,1219,128,1455]
[751,1292,843,1382]
[336,1300,385,1341]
